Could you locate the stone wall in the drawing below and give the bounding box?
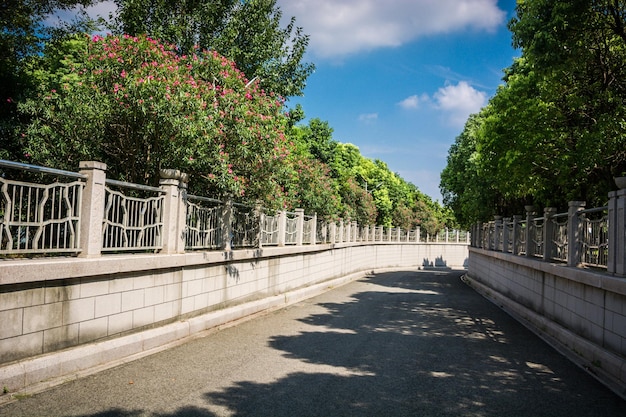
[467,247,626,397]
[0,241,468,391]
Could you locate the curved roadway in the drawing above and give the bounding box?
[1,269,624,416]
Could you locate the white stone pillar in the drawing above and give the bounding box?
[277,210,286,246]
[310,213,317,245]
[159,170,187,254]
[79,161,107,258]
[525,206,535,257]
[221,197,234,251]
[608,189,626,276]
[542,207,557,261]
[567,201,586,267]
[295,208,304,246]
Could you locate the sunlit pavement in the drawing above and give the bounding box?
[2,269,625,417]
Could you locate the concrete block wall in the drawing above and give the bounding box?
[0,242,469,372]
[467,247,626,396]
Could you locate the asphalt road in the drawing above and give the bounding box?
[1,269,625,417]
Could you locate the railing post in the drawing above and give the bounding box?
[295,208,304,246]
[159,169,187,254]
[329,221,337,243]
[493,216,502,251]
[254,203,263,248]
[608,189,626,276]
[416,226,420,243]
[543,207,557,261]
[78,161,107,258]
[277,210,286,246]
[502,218,510,253]
[364,225,369,242]
[511,215,522,255]
[567,201,585,267]
[525,206,535,257]
[221,196,233,251]
[353,221,358,242]
[310,213,317,245]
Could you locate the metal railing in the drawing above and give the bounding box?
[0,159,470,258]
[580,207,609,268]
[472,204,610,271]
[0,161,85,255]
[185,195,222,250]
[102,181,164,252]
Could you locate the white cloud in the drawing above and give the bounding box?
[278,0,506,58]
[358,113,379,123]
[433,81,487,127]
[397,93,430,110]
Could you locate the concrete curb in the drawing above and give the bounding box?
[0,268,374,403]
[463,274,626,401]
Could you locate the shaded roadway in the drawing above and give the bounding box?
[1,269,625,416]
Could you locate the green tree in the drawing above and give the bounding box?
[113,0,314,98]
[1,0,97,159]
[19,34,293,206]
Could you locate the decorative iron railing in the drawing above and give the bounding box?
[185,195,222,250]
[472,203,610,271]
[0,159,469,258]
[0,160,85,255]
[102,181,164,252]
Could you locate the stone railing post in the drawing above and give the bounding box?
[511,215,522,255]
[277,210,287,246]
[371,225,377,242]
[295,208,304,246]
[79,161,107,257]
[353,221,358,241]
[608,188,626,276]
[254,203,263,248]
[415,227,421,243]
[567,201,586,267]
[329,221,337,243]
[310,213,317,245]
[525,206,535,257]
[221,196,234,251]
[337,219,344,243]
[493,216,502,251]
[159,169,188,254]
[543,207,557,261]
[502,218,510,253]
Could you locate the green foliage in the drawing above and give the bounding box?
[441,0,626,225]
[113,0,314,98]
[19,34,293,206]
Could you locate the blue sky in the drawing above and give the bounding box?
[70,0,519,202]
[278,0,520,202]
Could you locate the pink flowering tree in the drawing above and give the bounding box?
[19,34,292,205]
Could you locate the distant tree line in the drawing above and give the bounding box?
[1,0,454,233]
[440,0,626,227]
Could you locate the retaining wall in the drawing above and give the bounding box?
[466,247,626,398]
[0,242,468,391]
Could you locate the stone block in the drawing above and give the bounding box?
[0,309,23,339]
[44,282,77,303]
[121,289,145,312]
[23,302,63,333]
[0,332,43,364]
[145,285,165,306]
[80,278,110,298]
[43,323,79,352]
[78,317,109,343]
[63,297,95,325]
[0,287,44,311]
[133,306,155,328]
[95,293,122,318]
[108,311,134,335]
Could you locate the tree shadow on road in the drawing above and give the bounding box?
[202,270,625,417]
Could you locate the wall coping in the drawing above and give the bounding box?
[1,242,470,286]
[469,247,626,296]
